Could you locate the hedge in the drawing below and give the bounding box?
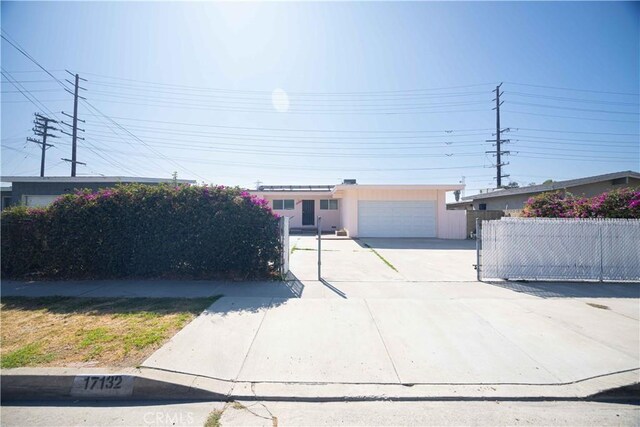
[1,184,282,279]
[522,187,640,219]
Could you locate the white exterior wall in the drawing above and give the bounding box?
[438,210,467,239]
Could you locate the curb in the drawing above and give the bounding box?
[2,367,639,403]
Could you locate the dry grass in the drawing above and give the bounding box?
[0,296,219,368]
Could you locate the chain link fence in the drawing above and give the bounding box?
[478,217,640,282]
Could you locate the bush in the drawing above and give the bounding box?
[1,184,282,279]
[522,188,640,219]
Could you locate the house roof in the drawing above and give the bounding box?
[462,170,640,201]
[0,176,196,184]
[333,184,464,192]
[256,185,334,192]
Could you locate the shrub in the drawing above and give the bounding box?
[1,184,282,279]
[522,191,572,218]
[522,188,640,219]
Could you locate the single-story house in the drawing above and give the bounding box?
[250,180,466,239]
[1,186,12,210]
[0,176,196,208]
[461,170,640,211]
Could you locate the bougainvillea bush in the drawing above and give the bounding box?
[1,184,281,279]
[522,188,640,219]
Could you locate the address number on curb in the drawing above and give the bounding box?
[71,375,134,397]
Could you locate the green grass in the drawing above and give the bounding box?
[79,327,117,348]
[1,343,55,368]
[1,296,220,368]
[204,409,223,427]
[363,243,399,272]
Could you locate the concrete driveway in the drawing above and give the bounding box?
[289,236,477,282]
[142,282,639,388]
[139,236,638,393]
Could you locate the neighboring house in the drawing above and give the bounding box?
[0,176,196,208]
[1,186,12,210]
[250,180,466,238]
[462,170,640,211]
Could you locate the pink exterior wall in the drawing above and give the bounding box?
[249,192,340,231]
[251,185,465,238]
[334,186,464,239]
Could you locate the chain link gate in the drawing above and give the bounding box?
[477,218,640,282]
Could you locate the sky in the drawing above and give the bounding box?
[1,1,638,195]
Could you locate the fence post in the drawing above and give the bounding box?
[476,218,481,282]
[279,216,290,278]
[599,225,603,282]
[317,216,322,281]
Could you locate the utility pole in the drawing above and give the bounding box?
[486,83,511,188]
[254,180,263,190]
[27,113,59,177]
[60,71,87,176]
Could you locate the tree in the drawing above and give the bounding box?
[504,181,519,188]
[542,179,553,185]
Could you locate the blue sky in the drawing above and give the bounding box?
[2,1,638,194]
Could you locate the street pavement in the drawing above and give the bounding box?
[2,400,638,426]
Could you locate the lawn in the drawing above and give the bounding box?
[0,296,219,369]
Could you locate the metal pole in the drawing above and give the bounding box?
[317,216,322,281]
[71,74,79,177]
[495,85,501,188]
[476,218,481,282]
[599,225,603,282]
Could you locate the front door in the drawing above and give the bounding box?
[302,200,315,226]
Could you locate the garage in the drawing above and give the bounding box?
[358,200,436,238]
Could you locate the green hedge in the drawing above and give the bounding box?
[1,184,282,279]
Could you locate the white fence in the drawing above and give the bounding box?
[439,210,467,239]
[279,216,290,276]
[479,218,640,282]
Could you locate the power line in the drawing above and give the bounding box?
[504,81,639,96]
[503,110,639,123]
[82,81,493,101]
[75,71,498,96]
[70,97,492,115]
[28,113,59,177]
[81,114,493,134]
[512,127,639,136]
[507,91,639,106]
[508,101,639,115]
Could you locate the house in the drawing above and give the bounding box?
[1,186,12,210]
[250,180,466,238]
[0,176,197,208]
[461,170,640,211]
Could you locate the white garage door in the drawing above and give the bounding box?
[358,200,436,238]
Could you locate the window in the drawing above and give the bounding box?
[478,203,487,211]
[273,199,294,210]
[612,177,628,185]
[320,199,338,210]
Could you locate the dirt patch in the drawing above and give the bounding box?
[1,296,219,368]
